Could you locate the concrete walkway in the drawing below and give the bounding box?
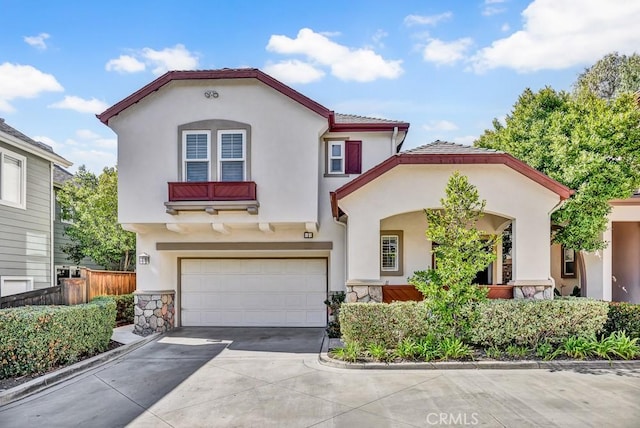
[1,327,639,427]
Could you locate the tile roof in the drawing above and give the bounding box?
[402,140,501,155]
[334,113,407,125]
[53,165,74,185]
[0,118,55,153]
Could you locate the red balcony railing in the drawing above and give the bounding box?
[168,181,257,202]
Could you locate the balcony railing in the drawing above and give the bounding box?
[168,181,257,202]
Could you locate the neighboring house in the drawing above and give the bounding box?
[53,165,101,284]
[97,68,572,331]
[0,119,72,297]
[550,197,640,303]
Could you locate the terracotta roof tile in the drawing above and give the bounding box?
[334,113,407,125]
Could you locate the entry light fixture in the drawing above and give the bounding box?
[138,252,151,265]
[304,232,314,239]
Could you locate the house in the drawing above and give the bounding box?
[0,119,72,297]
[53,165,101,284]
[97,68,572,333]
[549,197,640,304]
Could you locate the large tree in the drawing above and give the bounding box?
[476,87,640,251]
[574,52,640,100]
[57,166,136,271]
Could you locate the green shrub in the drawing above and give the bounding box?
[339,301,433,349]
[470,298,608,348]
[98,294,134,325]
[603,302,640,339]
[0,297,116,378]
[324,292,345,338]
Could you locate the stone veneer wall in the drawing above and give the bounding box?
[346,284,383,303]
[513,284,553,300]
[133,291,175,336]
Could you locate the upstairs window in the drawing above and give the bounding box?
[183,131,210,182]
[218,130,246,181]
[326,140,361,175]
[0,148,26,209]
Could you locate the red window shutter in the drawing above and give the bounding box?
[345,140,362,174]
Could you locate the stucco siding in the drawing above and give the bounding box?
[0,141,52,289]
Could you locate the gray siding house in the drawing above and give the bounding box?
[0,119,72,296]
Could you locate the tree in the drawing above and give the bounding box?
[574,52,640,100]
[409,172,496,338]
[476,87,640,251]
[57,166,136,271]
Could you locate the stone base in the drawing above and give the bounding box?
[345,281,383,303]
[133,290,175,336]
[510,282,553,300]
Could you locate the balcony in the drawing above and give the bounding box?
[165,181,258,215]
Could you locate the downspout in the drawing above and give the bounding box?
[333,216,348,292]
[50,163,55,288]
[547,197,570,295]
[390,126,398,155]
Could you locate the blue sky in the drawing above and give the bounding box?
[1,0,639,173]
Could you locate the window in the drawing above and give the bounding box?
[380,230,403,276]
[328,141,344,174]
[55,190,73,224]
[218,130,246,181]
[182,131,210,182]
[561,246,576,278]
[326,140,362,175]
[0,149,26,209]
[0,276,33,297]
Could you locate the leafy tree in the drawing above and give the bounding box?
[409,172,495,338]
[57,166,136,271]
[574,52,640,100]
[476,87,640,251]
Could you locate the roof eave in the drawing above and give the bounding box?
[0,129,72,168]
[329,122,410,133]
[334,152,573,201]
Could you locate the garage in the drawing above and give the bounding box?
[180,258,327,327]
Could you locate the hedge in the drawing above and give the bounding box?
[604,302,640,339]
[0,297,116,378]
[339,301,433,348]
[469,298,609,348]
[100,293,134,325]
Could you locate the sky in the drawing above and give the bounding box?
[1,0,639,173]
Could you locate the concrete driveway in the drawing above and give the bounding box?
[1,327,640,427]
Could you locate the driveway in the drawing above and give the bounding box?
[0,327,639,427]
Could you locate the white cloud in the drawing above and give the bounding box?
[49,96,109,114]
[105,55,146,73]
[76,129,100,139]
[501,23,511,32]
[372,29,388,47]
[263,60,325,84]
[266,28,403,82]
[404,12,452,26]
[0,63,63,112]
[141,44,199,75]
[423,120,459,132]
[422,38,473,65]
[470,0,640,73]
[24,33,50,50]
[33,135,59,150]
[453,135,479,145]
[65,149,117,173]
[482,6,506,16]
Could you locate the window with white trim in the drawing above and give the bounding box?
[328,141,344,174]
[218,130,246,181]
[0,276,34,297]
[182,131,210,182]
[0,148,26,209]
[380,230,403,276]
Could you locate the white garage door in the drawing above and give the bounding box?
[181,258,327,327]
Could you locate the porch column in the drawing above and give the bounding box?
[510,215,554,299]
[601,221,613,301]
[345,212,383,302]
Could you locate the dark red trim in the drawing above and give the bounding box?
[168,181,257,201]
[98,69,331,125]
[333,152,574,204]
[330,191,338,219]
[97,69,410,133]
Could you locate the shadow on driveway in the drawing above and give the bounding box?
[0,327,324,428]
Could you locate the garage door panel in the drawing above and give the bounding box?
[181,258,327,327]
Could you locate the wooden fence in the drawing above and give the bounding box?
[0,286,62,309]
[0,269,136,309]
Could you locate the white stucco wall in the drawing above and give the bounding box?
[339,163,560,283]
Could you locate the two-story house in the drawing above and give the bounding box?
[0,119,72,297]
[98,69,572,333]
